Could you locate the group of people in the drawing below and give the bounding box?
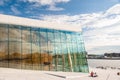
[90,71,98,77]
[90,71,120,77]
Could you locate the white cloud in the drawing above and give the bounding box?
[0,0,10,6]
[105,4,120,15]
[22,0,70,11]
[47,5,64,11]
[39,4,120,54]
[25,0,70,5]
[0,0,8,6]
[83,4,120,54]
[0,0,4,6]
[11,6,21,15]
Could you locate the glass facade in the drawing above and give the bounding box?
[0,23,88,72]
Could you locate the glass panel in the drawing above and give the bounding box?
[0,24,88,72]
[40,30,49,71]
[21,27,32,69]
[60,32,66,71]
[0,24,8,68]
[54,30,60,42]
[8,25,21,69]
[31,29,41,70]
[47,30,54,71]
[66,33,73,72]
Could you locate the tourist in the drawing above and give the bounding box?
[93,72,98,77]
[90,71,94,77]
[117,72,120,75]
[90,71,98,77]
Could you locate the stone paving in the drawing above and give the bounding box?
[0,68,120,80]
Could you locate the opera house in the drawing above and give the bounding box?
[0,14,88,72]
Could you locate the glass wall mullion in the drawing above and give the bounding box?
[21,27,22,69]
[7,25,9,68]
[38,30,42,70]
[46,30,50,71]
[60,32,65,72]
[30,28,33,70]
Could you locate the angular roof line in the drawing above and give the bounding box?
[0,14,81,32]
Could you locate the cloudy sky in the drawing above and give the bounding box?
[0,0,120,54]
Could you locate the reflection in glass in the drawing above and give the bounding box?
[0,24,88,72]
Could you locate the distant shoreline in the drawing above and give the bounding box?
[87,58,120,60]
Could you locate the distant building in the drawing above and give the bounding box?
[0,14,88,72]
[87,54,104,59]
[104,53,120,59]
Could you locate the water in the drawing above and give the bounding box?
[87,59,120,68]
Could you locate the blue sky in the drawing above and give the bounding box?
[0,0,120,54]
[0,0,119,16]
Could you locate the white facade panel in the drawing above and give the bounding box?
[0,14,81,32]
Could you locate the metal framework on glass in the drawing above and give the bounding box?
[0,23,88,72]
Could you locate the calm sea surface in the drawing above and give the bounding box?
[87,59,120,68]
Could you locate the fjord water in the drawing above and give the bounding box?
[88,59,120,68]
